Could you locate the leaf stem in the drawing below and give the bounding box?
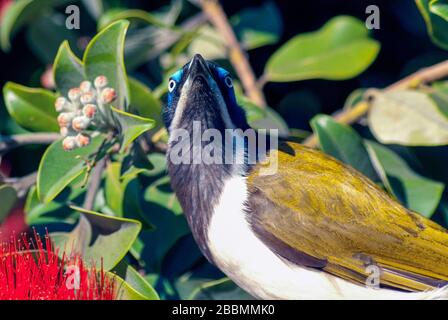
[303,59,448,147]
[199,0,267,108]
[1,172,38,198]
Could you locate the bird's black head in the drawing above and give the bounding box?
[163,54,249,133]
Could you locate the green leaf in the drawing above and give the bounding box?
[311,114,378,180]
[249,106,289,137]
[37,135,105,203]
[188,25,227,60]
[0,0,71,51]
[145,175,182,215]
[121,143,155,179]
[105,161,154,229]
[0,0,33,51]
[368,90,448,146]
[237,96,267,124]
[3,82,59,132]
[53,41,85,97]
[98,9,173,30]
[430,0,448,20]
[265,15,380,82]
[365,141,444,217]
[231,1,282,49]
[188,278,252,300]
[417,0,448,49]
[112,260,159,300]
[141,175,189,270]
[84,20,130,110]
[129,77,162,128]
[0,185,17,223]
[25,184,81,225]
[82,0,103,20]
[111,106,155,152]
[26,13,80,64]
[51,208,142,270]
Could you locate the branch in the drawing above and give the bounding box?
[303,59,448,147]
[82,157,106,211]
[200,0,267,108]
[2,172,38,198]
[0,133,60,153]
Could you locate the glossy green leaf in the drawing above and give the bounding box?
[3,82,59,132]
[53,41,85,96]
[0,185,17,223]
[111,106,155,152]
[311,114,378,180]
[26,13,80,64]
[265,16,380,82]
[368,90,448,146]
[112,260,159,300]
[105,161,154,229]
[145,175,182,215]
[249,106,289,137]
[430,0,448,20]
[51,208,142,270]
[141,175,189,270]
[188,278,252,300]
[37,135,105,203]
[231,1,282,49]
[237,96,267,124]
[188,25,227,60]
[25,184,81,225]
[121,143,154,180]
[84,20,130,110]
[98,9,172,30]
[129,77,162,128]
[0,0,32,51]
[82,0,103,20]
[417,0,448,49]
[0,0,71,51]
[365,141,444,217]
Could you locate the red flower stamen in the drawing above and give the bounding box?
[0,230,115,300]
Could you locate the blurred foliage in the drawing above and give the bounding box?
[1,0,448,300]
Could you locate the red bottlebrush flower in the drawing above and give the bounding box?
[0,231,115,300]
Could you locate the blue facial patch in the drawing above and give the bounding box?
[170,69,183,82]
[216,67,230,79]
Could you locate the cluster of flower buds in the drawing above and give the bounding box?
[55,76,117,151]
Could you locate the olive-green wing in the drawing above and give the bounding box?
[247,142,448,291]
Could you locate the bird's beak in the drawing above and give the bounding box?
[185,54,213,87]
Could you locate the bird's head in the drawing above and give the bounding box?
[163,54,249,133]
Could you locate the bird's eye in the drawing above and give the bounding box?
[168,79,176,92]
[224,76,233,88]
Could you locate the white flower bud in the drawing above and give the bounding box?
[82,104,97,118]
[60,127,69,137]
[68,88,82,102]
[80,92,95,105]
[62,137,77,151]
[79,81,92,93]
[76,133,91,147]
[72,116,90,131]
[100,88,116,104]
[55,97,68,112]
[94,75,108,89]
[57,112,75,128]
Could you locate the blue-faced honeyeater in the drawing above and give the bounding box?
[162,54,448,299]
